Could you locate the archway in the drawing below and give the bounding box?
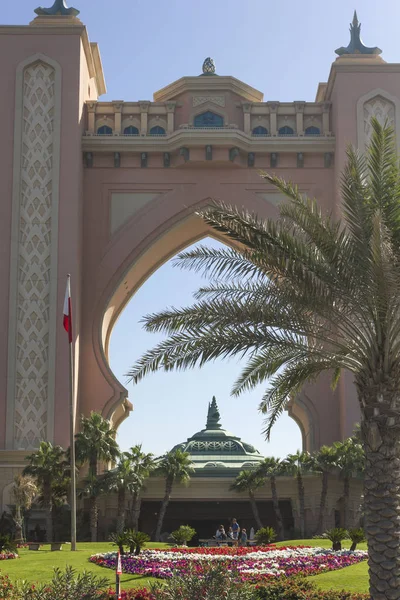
[108,236,303,459]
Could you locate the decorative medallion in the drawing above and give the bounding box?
[335,11,382,56]
[34,0,80,17]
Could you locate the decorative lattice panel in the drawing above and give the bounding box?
[13,62,55,448]
[364,95,395,145]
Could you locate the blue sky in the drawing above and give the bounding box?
[5,0,396,456]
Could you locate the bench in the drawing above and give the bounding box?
[28,543,40,551]
[51,542,63,551]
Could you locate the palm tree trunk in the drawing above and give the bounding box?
[248,491,263,529]
[132,493,141,531]
[270,476,285,541]
[44,484,53,542]
[343,475,350,529]
[154,481,172,542]
[363,419,400,600]
[116,488,126,534]
[89,496,98,542]
[14,505,23,543]
[316,471,329,535]
[297,473,305,538]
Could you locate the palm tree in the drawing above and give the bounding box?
[23,442,66,542]
[75,412,120,477]
[282,451,310,538]
[101,457,142,533]
[334,438,365,529]
[78,474,103,543]
[75,412,120,542]
[124,444,156,530]
[128,120,400,600]
[11,475,38,543]
[230,470,264,529]
[154,449,194,542]
[255,457,285,541]
[308,446,338,534]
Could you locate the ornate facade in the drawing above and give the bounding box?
[0,4,396,514]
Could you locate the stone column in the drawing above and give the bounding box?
[295,102,305,136]
[323,102,331,135]
[268,102,279,135]
[166,102,176,134]
[139,101,150,135]
[87,102,97,134]
[112,101,123,134]
[242,103,252,134]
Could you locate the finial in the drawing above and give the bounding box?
[335,11,382,56]
[201,57,217,76]
[34,0,80,16]
[206,396,222,430]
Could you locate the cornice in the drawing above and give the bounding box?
[325,57,400,101]
[82,130,335,154]
[0,22,107,98]
[154,76,263,103]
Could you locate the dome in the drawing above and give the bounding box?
[171,397,265,477]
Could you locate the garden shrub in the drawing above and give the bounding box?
[348,528,365,551]
[254,578,370,600]
[170,525,196,545]
[255,527,277,545]
[324,528,349,551]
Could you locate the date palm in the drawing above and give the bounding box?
[282,451,310,538]
[124,444,156,530]
[308,446,338,534]
[11,475,38,543]
[255,457,285,540]
[78,474,102,543]
[75,412,120,542]
[129,120,400,600]
[23,442,66,542]
[230,470,264,529]
[154,449,194,542]
[333,438,365,529]
[101,457,142,533]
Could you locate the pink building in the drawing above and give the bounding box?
[0,3,395,507]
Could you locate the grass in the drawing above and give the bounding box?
[0,542,169,591]
[0,539,369,592]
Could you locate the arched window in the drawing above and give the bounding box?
[305,126,321,136]
[278,126,294,135]
[124,126,139,135]
[194,111,224,128]
[97,125,113,135]
[149,126,166,135]
[252,126,269,136]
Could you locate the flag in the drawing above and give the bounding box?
[116,551,122,575]
[63,276,72,343]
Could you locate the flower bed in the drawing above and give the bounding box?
[89,546,367,584]
[0,553,18,560]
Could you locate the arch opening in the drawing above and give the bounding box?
[104,233,303,459]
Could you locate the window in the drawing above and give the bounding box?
[149,126,166,135]
[278,126,294,135]
[194,111,224,127]
[252,126,268,136]
[97,125,113,135]
[124,126,139,135]
[305,126,321,136]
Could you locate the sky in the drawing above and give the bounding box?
[4,0,398,457]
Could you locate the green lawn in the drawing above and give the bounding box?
[0,539,369,593]
[0,542,169,591]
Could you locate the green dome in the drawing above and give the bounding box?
[171,397,265,477]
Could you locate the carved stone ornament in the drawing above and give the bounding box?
[364,96,395,146]
[193,95,225,108]
[201,57,216,76]
[34,0,80,16]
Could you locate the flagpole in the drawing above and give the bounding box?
[67,274,77,551]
